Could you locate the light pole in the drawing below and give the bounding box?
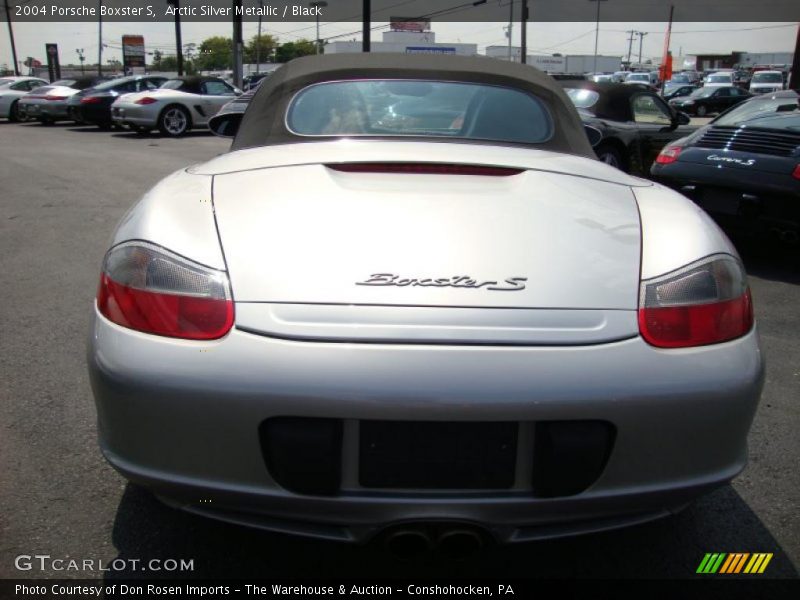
[309,1,327,55]
[507,0,514,61]
[520,0,528,65]
[3,0,20,75]
[76,48,86,74]
[98,1,103,76]
[589,0,608,74]
[256,0,264,73]
[637,31,648,66]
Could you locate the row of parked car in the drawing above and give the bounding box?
[0,73,243,136]
[2,70,798,240]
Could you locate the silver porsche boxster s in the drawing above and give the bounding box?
[88,55,764,550]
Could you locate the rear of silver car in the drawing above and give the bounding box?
[88,147,763,544]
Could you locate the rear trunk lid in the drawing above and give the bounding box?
[210,142,643,344]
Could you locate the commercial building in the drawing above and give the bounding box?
[325,29,478,57]
[484,46,621,74]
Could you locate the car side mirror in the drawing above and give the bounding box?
[208,112,243,138]
[676,111,691,126]
[584,124,603,147]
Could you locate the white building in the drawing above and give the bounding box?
[484,46,621,74]
[325,30,478,57]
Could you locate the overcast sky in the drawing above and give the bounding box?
[1,20,796,69]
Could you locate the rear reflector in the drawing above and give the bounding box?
[792,164,800,180]
[46,96,69,101]
[97,242,233,340]
[638,254,753,348]
[327,163,523,176]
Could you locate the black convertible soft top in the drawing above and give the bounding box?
[559,81,651,122]
[231,53,594,157]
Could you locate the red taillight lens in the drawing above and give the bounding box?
[46,95,69,101]
[792,164,800,180]
[81,96,102,104]
[135,97,158,105]
[327,163,523,176]
[638,255,754,348]
[96,242,234,340]
[655,145,682,165]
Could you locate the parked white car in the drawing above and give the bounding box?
[624,72,658,87]
[0,76,48,121]
[749,71,786,94]
[703,72,735,88]
[110,76,241,136]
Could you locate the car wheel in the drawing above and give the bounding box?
[9,100,24,122]
[158,106,190,137]
[696,104,707,117]
[595,143,626,171]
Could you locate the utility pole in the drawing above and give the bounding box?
[589,0,608,74]
[98,1,103,76]
[167,0,184,75]
[232,0,243,87]
[506,0,514,61]
[256,0,263,72]
[637,31,648,66]
[362,0,370,52]
[310,1,327,54]
[3,0,20,75]
[520,0,528,64]
[626,29,636,67]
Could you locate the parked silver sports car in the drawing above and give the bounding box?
[89,55,763,551]
[110,76,240,136]
[0,76,48,121]
[18,76,107,124]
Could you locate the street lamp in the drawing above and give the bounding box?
[256,0,264,73]
[309,1,327,55]
[589,0,608,74]
[76,48,86,74]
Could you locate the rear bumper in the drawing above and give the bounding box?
[88,307,764,543]
[652,162,800,230]
[111,104,158,128]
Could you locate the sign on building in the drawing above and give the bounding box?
[405,47,456,55]
[122,35,146,70]
[390,17,431,33]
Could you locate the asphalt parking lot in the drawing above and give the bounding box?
[0,120,797,581]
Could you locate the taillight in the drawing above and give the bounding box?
[792,164,800,180]
[327,163,523,176]
[135,97,158,105]
[655,145,682,164]
[81,96,102,104]
[638,254,753,348]
[96,242,234,340]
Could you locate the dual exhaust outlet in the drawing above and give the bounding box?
[382,525,487,560]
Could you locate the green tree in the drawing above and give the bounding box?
[245,34,279,65]
[275,39,317,63]
[196,36,233,71]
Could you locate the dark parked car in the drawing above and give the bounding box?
[669,85,752,117]
[69,75,168,128]
[662,84,696,102]
[651,90,800,240]
[562,81,693,174]
[243,72,271,90]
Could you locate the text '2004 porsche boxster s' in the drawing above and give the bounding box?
[88,55,763,550]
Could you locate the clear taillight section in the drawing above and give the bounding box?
[638,254,753,348]
[96,242,234,340]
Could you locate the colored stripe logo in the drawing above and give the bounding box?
[697,553,773,574]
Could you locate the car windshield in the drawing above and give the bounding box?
[627,74,649,82]
[706,74,732,83]
[287,80,553,144]
[752,72,783,83]
[714,96,800,127]
[52,80,76,87]
[565,88,600,109]
[670,75,690,83]
[690,87,717,98]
